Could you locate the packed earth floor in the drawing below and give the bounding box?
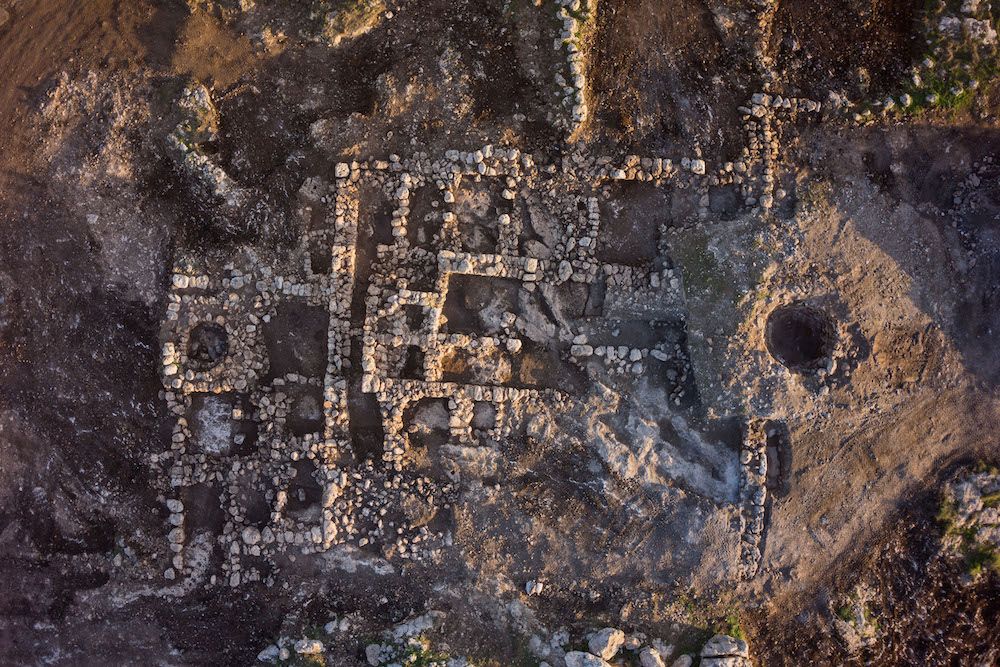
[1,1,1000,666]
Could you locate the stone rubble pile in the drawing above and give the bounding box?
[168,85,250,209]
[833,0,997,120]
[255,614,755,666]
[737,419,768,578]
[941,467,1000,574]
[537,626,749,667]
[551,0,592,133]
[698,634,752,667]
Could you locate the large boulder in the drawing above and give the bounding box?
[587,627,626,660]
[564,651,613,667]
[700,634,751,667]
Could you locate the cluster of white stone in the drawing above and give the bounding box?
[337,152,556,478]
[155,228,459,585]
[737,419,768,578]
[941,467,1000,568]
[256,613,752,666]
[168,85,250,208]
[570,334,684,383]
[533,625,750,667]
[948,154,996,227]
[156,89,824,585]
[844,1,997,121]
[738,92,823,211]
[341,143,715,416]
[939,6,998,46]
[552,0,591,132]
[697,634,752,667]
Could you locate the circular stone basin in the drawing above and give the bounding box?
[188,322,229,370]
[765,303,835,372]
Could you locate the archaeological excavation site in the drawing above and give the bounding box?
[2,0,1000,665]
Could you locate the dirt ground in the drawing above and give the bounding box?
[2,0,1000,665]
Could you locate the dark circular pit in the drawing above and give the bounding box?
[765,303,835,372]
[188,322,229,370]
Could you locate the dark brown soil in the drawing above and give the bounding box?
[770,0,922,99]
[0,1,157,173]
[587,0,750,155]
[752,466,1000,666]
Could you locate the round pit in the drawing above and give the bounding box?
[765,303,835,372]
[188,322,229,370]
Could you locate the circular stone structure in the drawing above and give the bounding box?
[187,322,229,370]
[765,303,835,372]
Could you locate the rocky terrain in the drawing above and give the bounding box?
[1,0,999,665]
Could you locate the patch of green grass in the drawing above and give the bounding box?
[965,542,1000,578]
[855,0,1000,120]
[718,612,745,641]
[894,13,1000,118]
[867,608,881,633]
[937,497,959,535]
[798,180,832,214]
[981,491,1000,508]
[836,605,854,623]
[676,591,704,621]
[973,461,1000,475]
[668,593,746,662]
[670,229,732,305]
[959,524,980,547]
[905,68,979,116]
[939,485,1000,577]
[400,643,452,667]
